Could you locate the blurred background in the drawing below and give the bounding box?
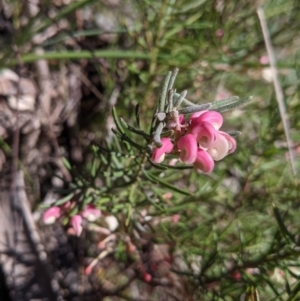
[0,0,300,300]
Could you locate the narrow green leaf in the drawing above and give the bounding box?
[227,131,242,137]
[36,0,104,33]
[135,104,141,128]
[211,96,252,112]
[167,67,179,92]
[62,157,71,170]
[144,170,191,196]
[54,193,75,206]
[9,50,158,65]
[152,121,165,147]
[159,163,194,170]
[213,96,240,106]
[159,71,172,112]
[91,158,97,178]
[166,89,174,112]
[120,118,150,139]
[112,107,125,135]
[111,128,144,150]
[173,91,188,107]
[273,205,296,244]
[142,169,158,184]
[148,159,168,170]
[178,103,212,114]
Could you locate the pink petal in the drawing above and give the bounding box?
[151,138,174,163]
[82,205,101,222]
[84,265,93,275]
[190,110,208,121]
[196,111,223,130]
[207,132,229,161]
[127,242,137,253]
[178,114,185,125]
[189,120,217,148]
[171,214,180,224]
[232,270,242,281]
[61,201,71,211]
[219,131,237,154]
[143,273,152,283]
[43,206,61,225]
[260,55,269,65]
[70,215,83,236]
[177,134,197,164]
[194,149,215,173]
[215,28,224,38]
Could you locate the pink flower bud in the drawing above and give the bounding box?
[178,114,185,124]
[232,270,242,281]
[81,205,101,222]
[207,132,229,161]
[70,215,83,236]
[84,265,93,275]
[171,214,180,224]
[259,55,269,65]
[127,242,136,253]
[61,201,71,211]
[194,149,214,173]
[98,241,106,249]
[143,272,152,283]
[215,28,224,38]
[151,137,174,163]
[190,120,217,148]
[43,206,61,224]
[177,134,197,164]
[195,111,223,130]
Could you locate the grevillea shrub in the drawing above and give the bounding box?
[42,68,252,297]
[151,110,236,173]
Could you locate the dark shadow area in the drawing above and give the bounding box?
[0,265,10,301]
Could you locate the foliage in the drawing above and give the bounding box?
[1,0,300,300]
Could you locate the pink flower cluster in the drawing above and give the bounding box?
[43,203,101,236]
[151,111,236,173]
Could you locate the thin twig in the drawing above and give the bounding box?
[257,7,297,178]
[15,171,59,299]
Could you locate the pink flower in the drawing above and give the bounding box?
[81,205,101,222]
[207,132,229,161]
[143,272,152,283]
[61,201,71,211]
[70,215,83,236]
[43,206,61,224]
[151,137,174,163]
[259,55,269,65]
[84,265,93,275]
[190,120,217,148]
[171,214,180,224]
[219,131,237,154]
[232,270,242,281]
[215,28,224,38]
[178,114,185,124]
[127,242,137,253]
[195,111,223,130]
[194,149,214,173]
[177,134,197,164]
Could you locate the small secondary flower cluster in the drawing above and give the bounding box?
[151,111,236,173]
[43,203,101,236]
